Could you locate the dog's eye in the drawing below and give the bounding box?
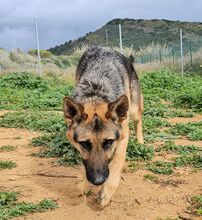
[79,141,92,151]
[103,139,114,150]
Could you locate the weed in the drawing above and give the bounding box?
[156,141,201,155]
[0,72,73,111]
[168,121,202,140]
[32,132,81,165]
[0,72,48,91]
[127,139,154,161]
[0,111,65,132]
[0,161,16,169]
[190,195,202,215]
[141,69,202,112]
[127,161,145,172]
[0,192,18,206]
[174,154,202,168]
[0,145,16,152]
[0,191,57,220]
[167,109,194,118]
[143,174,158,182]
[147,161,174,175]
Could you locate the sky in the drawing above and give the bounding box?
[0,0,202,51]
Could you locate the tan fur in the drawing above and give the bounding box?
[63,47,144,208]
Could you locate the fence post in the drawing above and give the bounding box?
[180,29,184,77]
[34,19,42,76]
[159,48,162,62]
[172,47,175,64]
[119,24,123,54]
[189,39,193,65]
[105,28,109,45]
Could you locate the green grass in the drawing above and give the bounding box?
[127,139,154,161]
[0,72,73,111]
[0,191,57,220]
[0,111,65,132]
[147,161,174,175]
[0,145,16,152]
[190,195,202,215]
[147,153,202,175]
[166,109,194,118]
[156,141,201,155]
[0,161,16,170]
[168,121,202,140]
[143,174,158,182]
[141,69,202,112]
[174,154,202,168]
[0,71,202,166]
[32,132,82,165]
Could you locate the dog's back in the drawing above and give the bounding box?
[73,46,141,105]
[63,47,144,207]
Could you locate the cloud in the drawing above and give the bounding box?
[0,0,202,50]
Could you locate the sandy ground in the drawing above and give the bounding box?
[0,112,202,220]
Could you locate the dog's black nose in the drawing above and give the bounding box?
[92,174,106,185]
[86,168,109,186]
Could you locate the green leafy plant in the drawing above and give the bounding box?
[0,191,57,220]
[143,174,158,182]
[168,121,202,140]
[0,111,65,132]
[127,139,154,161]
[147,161,174,175]
[0,145,16,152]
[0,161,16,169]
[190,195,202,215]
[156,141,201,155]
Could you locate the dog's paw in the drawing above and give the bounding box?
[97,191,111,208]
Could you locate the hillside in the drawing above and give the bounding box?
[48,19,202,55]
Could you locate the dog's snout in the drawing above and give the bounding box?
[85,165,109,186]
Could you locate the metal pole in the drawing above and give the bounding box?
[119,24,123,54]
[105,28,109,45]
[180,29,184,77]
[172,47,175,64]
[34,19,41,76]
[189,39,193,65]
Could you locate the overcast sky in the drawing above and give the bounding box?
[0,0,201,51]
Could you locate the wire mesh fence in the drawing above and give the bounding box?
[0,17,202,75]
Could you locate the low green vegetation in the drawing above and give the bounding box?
[127,139,154,161]
[32,132,81,165]
[0,191,57,220]
[168,121,202,140]
[147,161,174,175]
[156,141,201,155]
[0,145,16,152]
[147,153,202,175]
[174,154,202,168]
[189,195,202,215]
[0,70,201,166]
[148,141,202,175]
[0,111,65,132]
[0,161,16,170]
[0,72,73,111]
[142,69,202,112]
[143,174,158,182]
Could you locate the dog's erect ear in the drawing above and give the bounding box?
[63,97,87,123]
[106,95,129,122]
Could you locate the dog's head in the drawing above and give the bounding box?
[63,95,129,185]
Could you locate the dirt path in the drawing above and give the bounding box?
[0,116,202,220]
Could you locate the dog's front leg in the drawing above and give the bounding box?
[98,129,129,208]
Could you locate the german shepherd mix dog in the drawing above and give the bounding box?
[63,46,143,207]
